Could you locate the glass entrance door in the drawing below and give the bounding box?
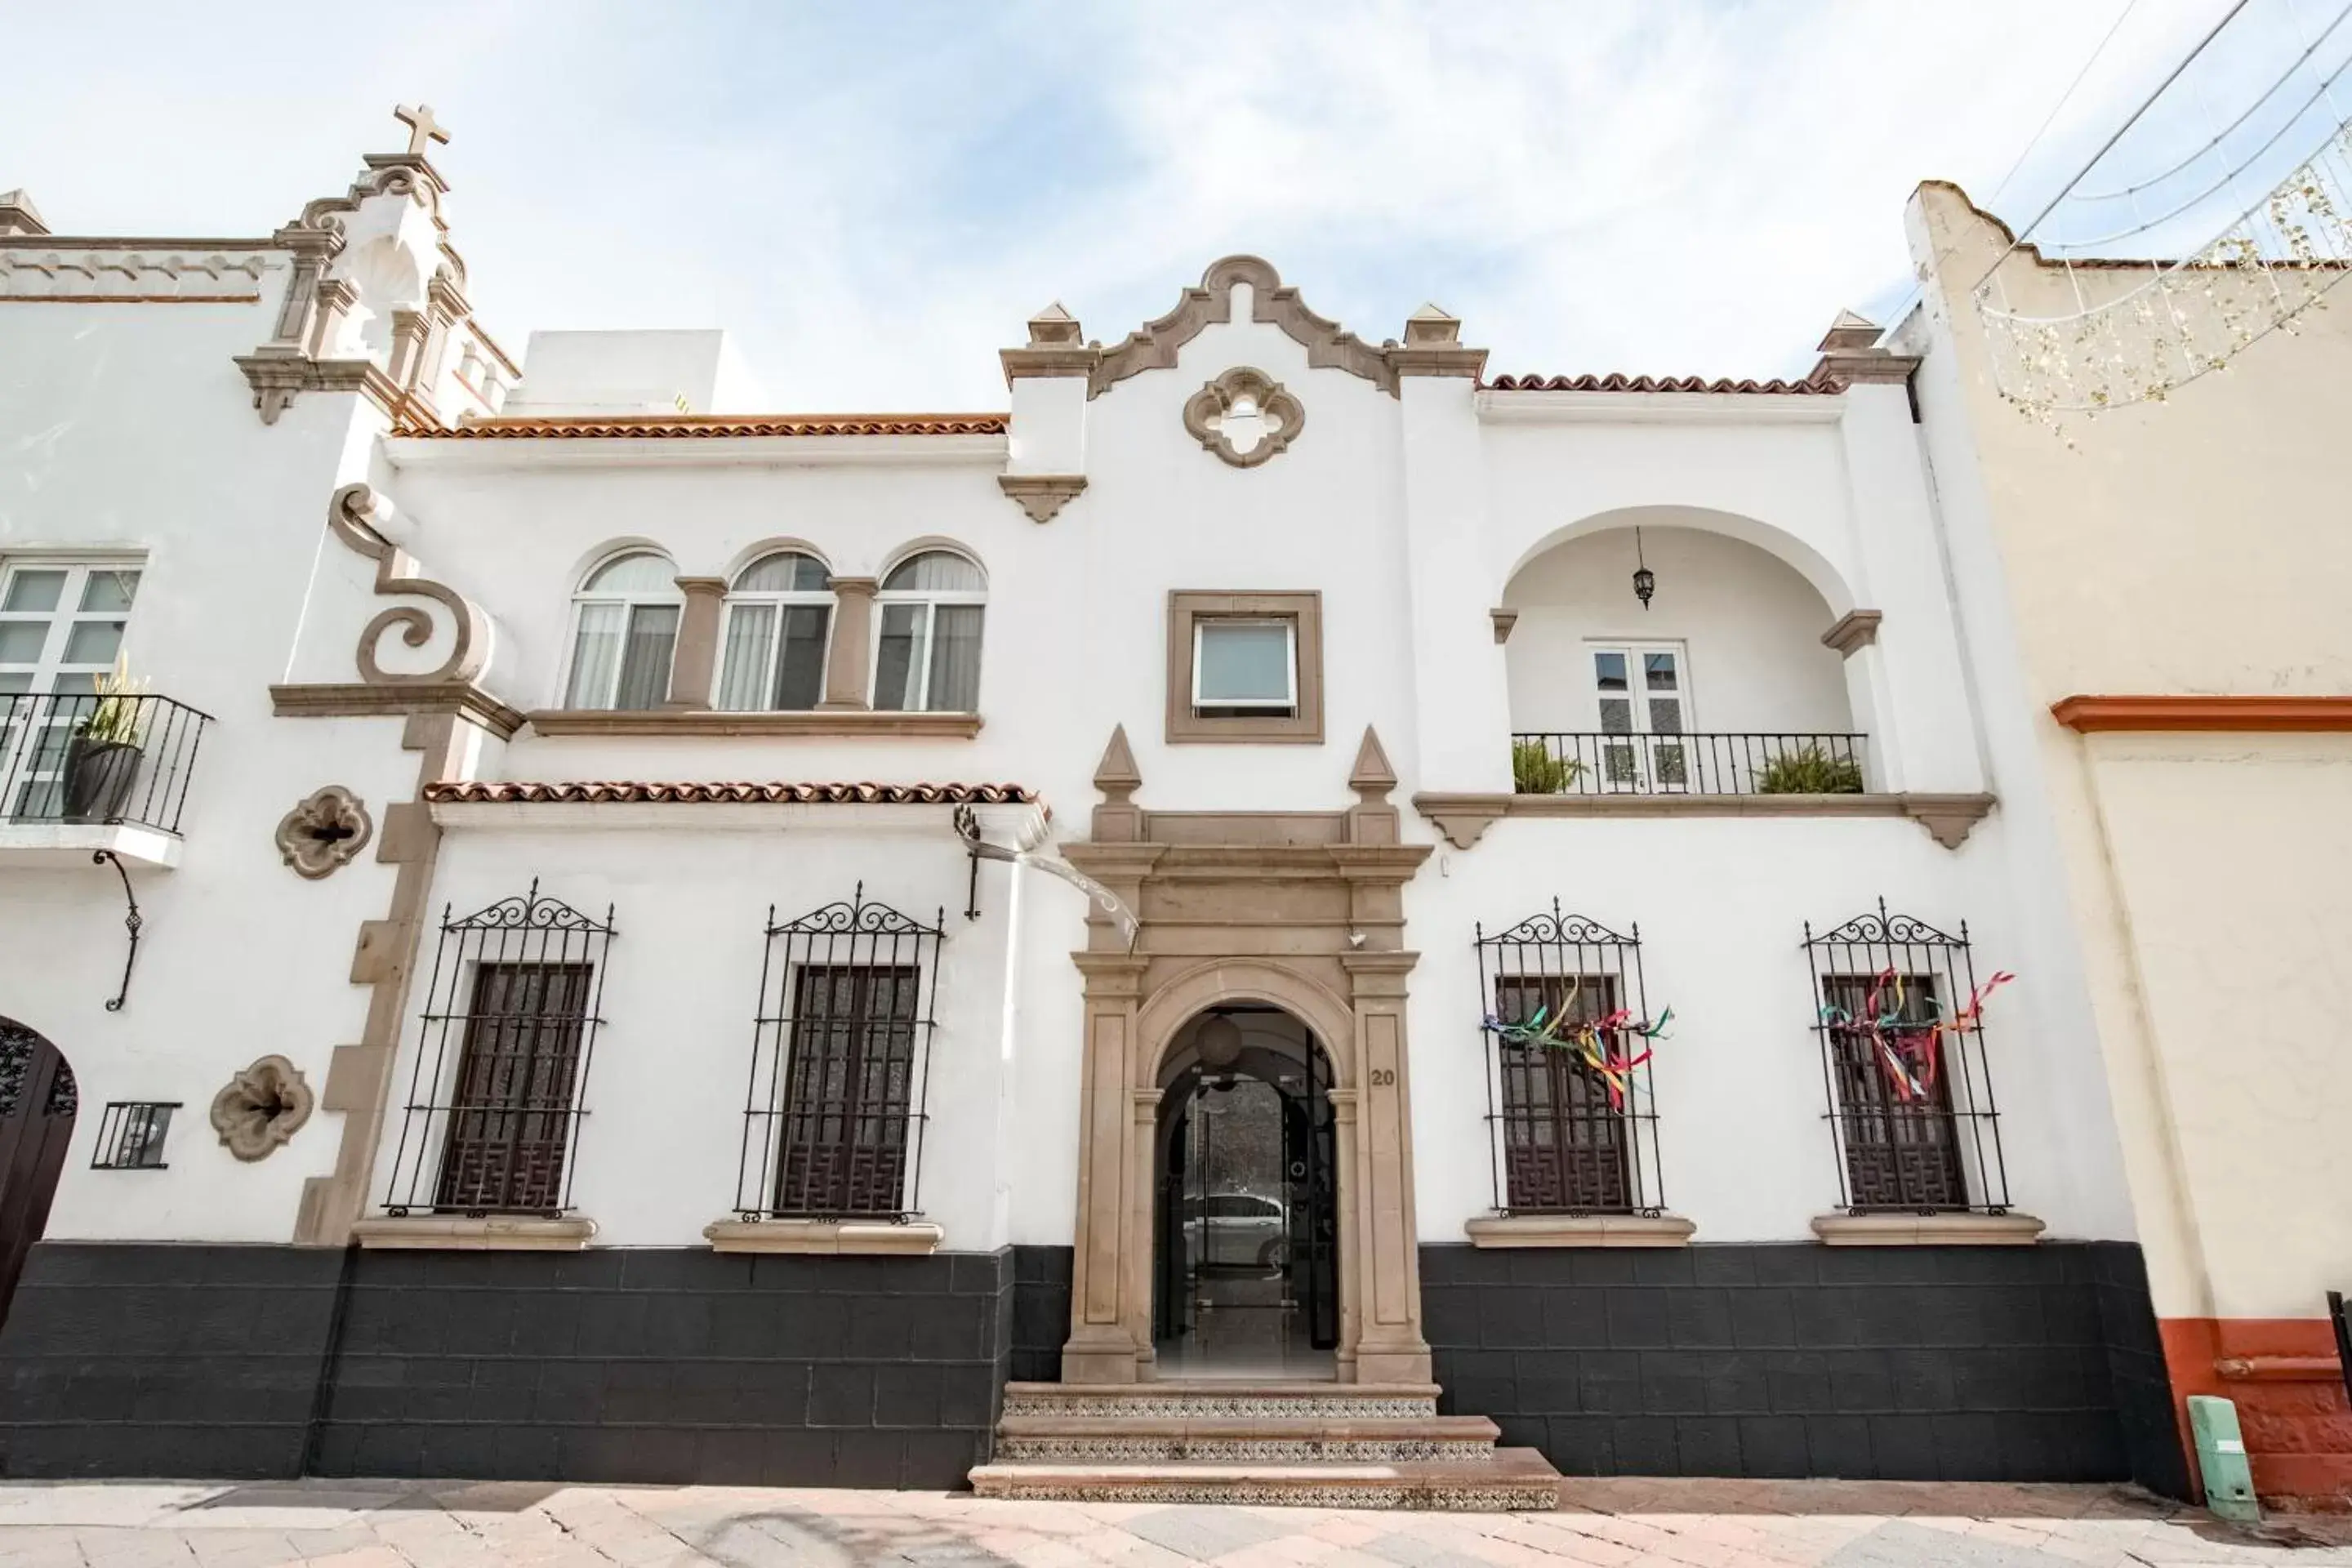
[1152,1009,1337,1379]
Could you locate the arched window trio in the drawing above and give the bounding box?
[564,546,987,714]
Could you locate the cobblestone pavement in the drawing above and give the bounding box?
[0,1478,2348,1567]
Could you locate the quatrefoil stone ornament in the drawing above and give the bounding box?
[275,786,373,880]
[209,1055,314,1162]
[1183,367,1305,469]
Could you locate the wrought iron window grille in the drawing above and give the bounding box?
[91,1101,177,1169]
[381,881,616,1218]
[732,885,945,1223]
[1476,901,1666,1218]
[1804,898,2012,1216]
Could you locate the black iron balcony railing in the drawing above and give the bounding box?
[1,693,213,834]
[1511,731,1869,797]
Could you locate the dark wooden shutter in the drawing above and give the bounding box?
[1493,977,1631,1213]
[435,963,593,1214]
[1820,974,1967,1209]
[774,964,920,1216]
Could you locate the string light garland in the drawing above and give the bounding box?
[1977,0,2352,419]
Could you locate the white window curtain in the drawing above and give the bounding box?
[873,551,985,712]
[717,551,833,711]
[567,552,680,710]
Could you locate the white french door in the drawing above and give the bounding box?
[1588,642,1691,791]
[0,560,142,817]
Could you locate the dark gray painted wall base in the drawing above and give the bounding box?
[1422,1241,2189,1500]
[0,1239,2182,1498]
[0,1241,1066,1489]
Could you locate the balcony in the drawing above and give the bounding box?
[0,693,213,867]
[1414,514,1992,850]
[1510,731,1869,797]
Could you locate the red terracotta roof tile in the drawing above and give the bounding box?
[1485,372,1845,394]
[423,780,1036,805]
[401,412,1009,439]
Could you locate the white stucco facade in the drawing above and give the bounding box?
[0,141,2145,1291]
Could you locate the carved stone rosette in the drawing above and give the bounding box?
[275,786,374,879]
[210,1055,315,1161]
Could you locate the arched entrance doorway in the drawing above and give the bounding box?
[1058,728,1434,1387]
[1152,1006,1339,1379]
[0,1017,76,1330]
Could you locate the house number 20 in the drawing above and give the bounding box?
[1370,1068,1396,1087]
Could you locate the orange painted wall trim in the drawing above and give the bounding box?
[2051,694,2352,732]
[2163,1318,2352,1509]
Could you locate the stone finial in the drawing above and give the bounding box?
[1092,724,1145,842]
[1003,301,1102,384]
[1347,726,1401,845]
[1388,305,1486,381]
[0,189,47,237]
[1403,305,1462,346]
[393,102,452,158]
[1810,309,1918,386]
[1094,724,1142,799]
[1348,726,1397,796]
[1816,309,1881,353]
[1027,301,1085,348]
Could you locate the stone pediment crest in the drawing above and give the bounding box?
[1097,255,1392,397]
[1183,366,1304,468]
[1002,256,1481,400]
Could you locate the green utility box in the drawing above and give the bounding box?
[2188,1394,2261,1525]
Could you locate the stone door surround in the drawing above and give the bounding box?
[1057,726,1432,1385]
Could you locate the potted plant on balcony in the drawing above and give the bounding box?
[1511,737,1586,795]
[63,661,148,824]
[1755,746,1864,795]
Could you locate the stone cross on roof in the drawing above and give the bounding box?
[393,103,451,158]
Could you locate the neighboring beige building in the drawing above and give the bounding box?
[1905,179,2352,1508]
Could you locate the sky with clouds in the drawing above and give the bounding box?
[0,1,2301,408]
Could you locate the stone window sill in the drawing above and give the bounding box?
[1465,1214,1697,1250]
[1809,1212,2046,1246]
[351,1215,598,1250]
[524,708,982,738]
[702,1218,945,1255]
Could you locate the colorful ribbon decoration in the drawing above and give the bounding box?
[1481,979,1672,1111]
[1819,967,2016,1102]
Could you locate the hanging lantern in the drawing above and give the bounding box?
[1196,1013,1243,1069]
[1633,527,1655,610]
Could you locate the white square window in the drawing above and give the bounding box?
[1193,619,1296,718]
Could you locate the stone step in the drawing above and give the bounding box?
[967,1448,1564,1511]
[999,1380,1442,1421]
[995,1413,1500,1463]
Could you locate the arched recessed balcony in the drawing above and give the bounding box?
[1500,514,1867,795]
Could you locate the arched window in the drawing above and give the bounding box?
[717,550,834,711]
[874,550,985,713]
[566,551,679,710]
